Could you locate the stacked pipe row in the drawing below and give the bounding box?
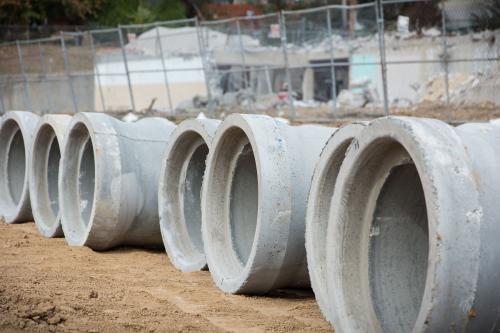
[1,110,500,332]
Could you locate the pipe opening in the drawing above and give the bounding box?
[79,138,95,226]
[369,163,428,333]
[229,143,258,266]
[331,138,430,333]
[204,126,260,282]
[7,129,26,206]
[162,130,210,269]
[61,122,96,243]
[47,136,61,216]
[183,143,209,253]
[32,125,61,225]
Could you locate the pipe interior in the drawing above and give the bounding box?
[79,138,95,226]
[229,143,258,266]
[205,126,260,280]
[60,123,96,243]
[47,136,61,216]
[33,125,61,224]
[369,162,428,333]
[7,128,26,206]
[333,139,430,333]
[183,143,209,253]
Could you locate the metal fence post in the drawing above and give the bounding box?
[280,11,296,119]
[236,19,253,112]
[236,20,247,86]
[195,17,214,114]
[155,22,174,113]
[326,7,338,115]
[16,40,33,111]
[89,32,106,112]
[265,65,273,94]
[0,91,4,114]
[60,32,79,113]
[375,0,389,116]
[0,77,5,113]
[38,41,53,113]
[442,4,450,106]
[117,26,136,112]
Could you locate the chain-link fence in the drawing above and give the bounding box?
[0,0,499,121]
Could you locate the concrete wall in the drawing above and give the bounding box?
[2,74,95,113]
[95,56,207,111]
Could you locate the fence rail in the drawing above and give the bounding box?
[0,0,499,121]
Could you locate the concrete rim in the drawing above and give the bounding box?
[0,112,35,223]
[159,119,218,272]
[325,116,481,332]
[202,114,292,294]
[304,122,366,324]
[59,113,120,248]
[29,115,71,238]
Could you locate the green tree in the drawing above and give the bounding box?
[0,0,186,26]
[0,0,104,25]
[92,0,186,26]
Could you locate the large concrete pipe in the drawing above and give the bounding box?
[59,113,175,251]
[201,114,335,294]
[29,114,72,238]
[159,118,220,272]
[0,111,40,224]
[323,116,500,333]
[304,122,366,324]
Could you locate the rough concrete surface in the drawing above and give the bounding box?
[323,117,500,332]
[0,111,40,224]
[0,223,332,333]
[159,118,220,272]
[304,122,367,326]
[29,114,72,238]
[60,113,175,250]
[202,114,335,294]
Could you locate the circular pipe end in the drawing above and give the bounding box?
[30,115,72,238]
[201,114,292,294]
[59,116,98,247]
[0,111,39,224]
[159,119,219,272]
[325,117,481,333]
[305,122,366,324]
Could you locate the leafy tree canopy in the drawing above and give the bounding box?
[0,0,186,26]
[93,0,186,26]
[0,0,104,25]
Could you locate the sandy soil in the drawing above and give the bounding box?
[0,223,332,333]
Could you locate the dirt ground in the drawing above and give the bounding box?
[154,101,500,127]
[0,223,332,333]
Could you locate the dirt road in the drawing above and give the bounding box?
[0,223,332,333]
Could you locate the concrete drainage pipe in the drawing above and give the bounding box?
[29,114,72,238]
[324,116,500,333]
[201,114,335,294]
[59,113,175,251]
[304,122,367,324]
[159,118,220,272]
[0,111,40,224]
